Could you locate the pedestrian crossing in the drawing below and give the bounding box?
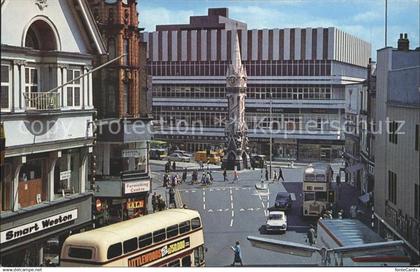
[206,207,262,213]
[179,187,252,193]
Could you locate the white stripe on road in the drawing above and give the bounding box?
[208,209,213,212]
[217,209,223,212]
[203,203,206,210]
[232,210,234,217]
[240,208,245,211]
[230,195,233,201]
[261,202,265,209]
[231,202,234,209]
[230,219,233,227]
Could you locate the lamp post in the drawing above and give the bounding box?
[269,91,273,180]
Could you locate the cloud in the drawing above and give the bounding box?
[352,10,382,23]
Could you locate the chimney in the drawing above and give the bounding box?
[397,33,409,51]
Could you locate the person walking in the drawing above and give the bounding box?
[273,170,278,181]
[231,241,243,266]
[151,192,157,213]
[278,167,285,182]
[192,170,198,184]
[223,169,228,182]
[233,170,239,183]
[306,225,317,246]
[182,168,187,184]
[169,187,176,208]
[265,168,269,181]
[172,161,176,172]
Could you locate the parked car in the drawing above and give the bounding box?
[250,154,266,168]
[274,192,292,211]
[265,210,287,233]
[167,153,191,162]
[171,150,193,159]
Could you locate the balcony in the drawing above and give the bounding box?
[24,92,60,112]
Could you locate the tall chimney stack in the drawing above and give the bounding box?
[397,33,409,51]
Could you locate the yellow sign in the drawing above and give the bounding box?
[127,200,144,209]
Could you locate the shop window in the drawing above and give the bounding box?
[123,237,138,254]
[1,64,10,109]
[191,217,201,229]
[182,256,192,267]
[139,233,152,248]
[54,151,80,197]
[107,243,122,259]
[1,163,12,211]
[166,224,179,238]
[67,69,81,107]
[19,159,47,208]
[68,247,93,260]
[153,228,166,243]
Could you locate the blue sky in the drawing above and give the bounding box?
[138,0,419,59]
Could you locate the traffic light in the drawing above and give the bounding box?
[328,190,335,203]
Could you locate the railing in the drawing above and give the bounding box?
[385,202,420,251]
[24,92,60,111]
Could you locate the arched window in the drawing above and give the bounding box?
[25,20,57,51]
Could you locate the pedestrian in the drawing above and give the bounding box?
[182,168,187,183]
[265,168,269,181]
[169,187,176,208]
[172,161,176,171]
[208,171,214,184]
[157,195,163,211]
[307,225,316,246]
[192,170,198,184]
[231,241,243,266]
[273,171,278,181]
[223,168,228,182]
[233,170,239,183]
[152,192,157,213]
[278,167,284,182]
[336,174,341,186]
[165,161,170,173]
[182,204,187,209]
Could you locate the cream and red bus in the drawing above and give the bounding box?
[60,209,205,267]
[302,162,334,217]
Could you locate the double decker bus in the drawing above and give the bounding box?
[302,163,335,217]
[60,209,205,267]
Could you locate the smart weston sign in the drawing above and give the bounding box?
[0,209,78,244]
[128,237,190,267]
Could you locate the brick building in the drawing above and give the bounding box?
[87,0,152,225]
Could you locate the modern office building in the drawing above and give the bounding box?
[0,0,105,266]
[142,8,371,161]
[374,34,420,261]
[87,0,152,224]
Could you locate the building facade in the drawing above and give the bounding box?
[0,0,105,266]
[374,34,420,260]
[142,8,371,162]
[87,0,152,225]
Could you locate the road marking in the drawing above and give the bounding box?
[217,209,223,212]
[261,202,265,208]
[184,190,189,193]
[290,193,296,201]
[264,210,269,216]
[203,203,206,210]
[231,202,234,209]
[232,210,235,217]
[266,201,269,209]
[191,190,196,193]
[216,188,221,191]
[258,194,262,201]
[230,195,233,201]
[240,208,245,211]
[208,209,213,213]
[225,208,229,212]
[210,189,214,192]
[247,208,254,211]
[235,188,239,191]
[230,219,233,227]
[256,207,261,211]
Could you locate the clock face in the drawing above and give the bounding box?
[228,76,237,86]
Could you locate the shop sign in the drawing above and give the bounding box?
[128,237,190,267]
[60,170,71,180]
[127,200,144,209]
[122,149,143,158]
[0,209,78,244]
[124,180,150,194]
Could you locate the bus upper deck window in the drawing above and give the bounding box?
[68,247,93,259]
[107,243,122,259]
[153,229,166,243]
[191,217,201,229]
[179,221,191,234]
[123,237,138,254]
[139,233,152,248]
[167,224,179,238]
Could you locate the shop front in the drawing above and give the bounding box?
[297,139,344,162]
[95,178,151,226]
[0,193,93,266]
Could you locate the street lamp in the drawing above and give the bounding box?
[269,91,273,180]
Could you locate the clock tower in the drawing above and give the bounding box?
[223,33,250,170]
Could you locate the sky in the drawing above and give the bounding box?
[137,0,419,60]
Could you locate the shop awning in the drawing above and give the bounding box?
[345,163,364,174]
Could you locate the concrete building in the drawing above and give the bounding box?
[374,34,420,260]
[142,8,371,162]
[0,0,105,266]
[87,0,152,224]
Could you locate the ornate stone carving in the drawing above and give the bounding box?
[34,0,48,10]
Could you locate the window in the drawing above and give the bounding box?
[123,237,138,254]
[123,39,129,65]
[182,256,192,267]
[68,247,93,259]
[389,121,399,144]
[415,124,419,151]
[123,83,129,114]
[304,192,315,201]
[108,39,116,60]
[168,259,180,267]
[388,171,397,204]
[153,228,166,243]
[191,217,201,229]
[194,246,205,266]
[415,184,419,220]
[107,243,122,259]
[139,233,152,248]
[67,69,81,107]
[1,64,10,109]
[164,224,178,239]
[25,67,38,93]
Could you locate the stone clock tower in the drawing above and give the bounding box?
[223,33,250,170]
